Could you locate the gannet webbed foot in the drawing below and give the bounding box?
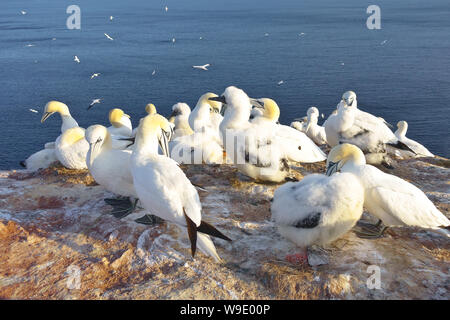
[135,214,164,225]
[354,219,388,239]
[105,197,138,219]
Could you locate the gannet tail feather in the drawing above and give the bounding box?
[184,209,197,258]
[387,141,416,154]
[197,220,232,242]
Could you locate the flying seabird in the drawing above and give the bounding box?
[87,99,102,110]
[192,64,210,71]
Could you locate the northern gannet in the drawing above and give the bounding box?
[303,106,327,145]
[74,55,80,63]
[250,98,327,163]
[87,98,102,110]
[104,33,114,41]
[210,87,291,182]
[20,149,58,171]
[85,125,138,218]
[394,121,434,158]
[323,91,413,166]
[192,64,210,71]
[107,108,134,150]
[290,116,308,132]
[90,73,100,79]
[130,114,231,261]
[271,172,364,265]
[54,127,89,169]
[41,101,79,133]
[168,103,194,139]
[29,108,38,113]
[20,10,27,15]
[326,144,450,237]
[188,92,222,134]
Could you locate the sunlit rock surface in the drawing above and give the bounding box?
[0,157,449,299]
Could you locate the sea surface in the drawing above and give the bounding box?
[1,0,449,169]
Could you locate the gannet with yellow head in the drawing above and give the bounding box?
[108,108,132,137]
[394,121,434,158]
[131,114,231,261]
[326,143,449,237]
[145,103,157,115]
[189,92,222,132]
[54,126,89,169]
[271,171,364,265]
[250,98,326,163]
[41,101,79,133]
[210,87,291,182]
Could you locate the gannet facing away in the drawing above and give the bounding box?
[108,108,132,137]
[326,144,450,237]
[323,91,413,166]
[55,127,89,169]
[303,107,327,145]
[168,103,194,139]
[250,98,326,163]
[394,121,434,158]
[271,172,364,265]
[211,87,291,182]
[130,114,231,261]
[41,101,79,133]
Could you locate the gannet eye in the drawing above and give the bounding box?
[96,137,103,143]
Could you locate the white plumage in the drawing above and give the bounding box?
[327,144,450,230]
[395,121,434,158]
[169,103,194,139]
[303,107,327,145]
[54,127,89,169]
[271,172,364,247]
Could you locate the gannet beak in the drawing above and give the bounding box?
[41,112,53,123]
[168,110,180,123]
[158,128,171,157]
[118,137,135,148]
[208,96,226,104]
[326,161,339,176]
[89,142,101,167]
[249,99,264,109]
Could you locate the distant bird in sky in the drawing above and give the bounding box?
[74,55,80,63]
[152,70,156,76]
[341,62,345,66]
[104,33,114,41]
[29,108,38,113]
[193,64,210,71]
[172,37,176,43]
[20,10,27,15]
[165,6,168,12]
[199,36,203,40]
[88,99,102,110]
[90,73,101,79]
[381,40,388,45]
[299,32,305,36]
[264,33,269,37]
[109,16,114,21]
[25,44,35,47]
[278,80,284,85]
[52,38,56,41]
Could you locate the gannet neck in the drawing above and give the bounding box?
[61,114,79,133]
[327,143,366,175]
[145,103,157,115]
[189,101,211,131]
[135,114,171,157]
[395,121,408,137]
[135,132,159,156]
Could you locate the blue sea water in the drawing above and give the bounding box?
[0,0,449,169]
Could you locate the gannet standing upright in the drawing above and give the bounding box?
[271,172,364,264]
[303,107,327,145]
[394,121,434,157]
[130,114,231,261]
[326,144,450,237]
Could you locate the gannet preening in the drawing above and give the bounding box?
[130,114,231,261]
[303,107,327,145]
[394,121,434,158]
[87,98,102,110]
[250,98,327,163]
[271,172,364,265]
[323,91,414,166]
[168,103,194,139]
[104,33,114,40]
[54,127,89,169]
[74,55,80,63]
[192,64,210,71]
[90,73,100,79]
[41,101,79,133]
[20,149,58,171]
[210,87,291,182]
[85,125,138,218]
[326,144,450,237]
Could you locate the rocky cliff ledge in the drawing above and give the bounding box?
[0,157,449,299]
